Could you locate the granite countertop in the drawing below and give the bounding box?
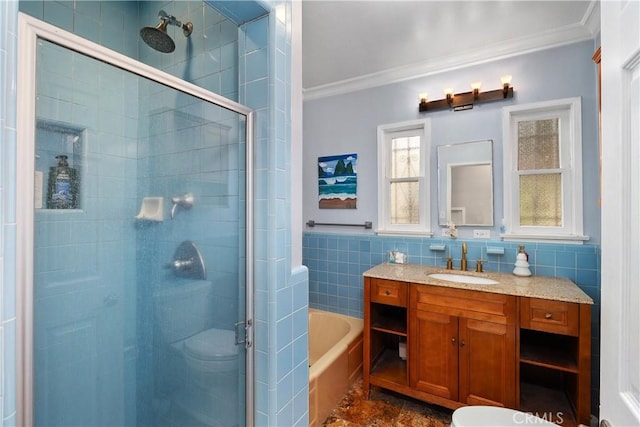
[363,263,593,304]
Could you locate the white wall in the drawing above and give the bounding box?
[303,40,601,243]
[291,0,303,267]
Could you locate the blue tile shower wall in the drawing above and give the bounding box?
[5,1,296,426]
[19,1,239,101]
[138,1,240,101]
[18,1,140,58]
[239,13,272,426]
[10,1,245,426]
[303,231,601,414]
[240,3,308,426]
[33,30,139,427]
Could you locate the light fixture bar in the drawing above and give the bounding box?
[419,80,514,113]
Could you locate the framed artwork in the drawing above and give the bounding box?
[318,153,357,209]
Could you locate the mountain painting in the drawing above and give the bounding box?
[318,153,357,209]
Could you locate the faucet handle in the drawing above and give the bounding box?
[475,259,486,273]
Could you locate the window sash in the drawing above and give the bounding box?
[390,135,421,179]
[377,119,431,234]
[502,98,584,241]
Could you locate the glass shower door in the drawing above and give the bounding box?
[32,37,249,427]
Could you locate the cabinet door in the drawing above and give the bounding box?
[409,309,459,400]
[458,318,516,408]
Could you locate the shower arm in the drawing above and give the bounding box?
[158,10,193,37]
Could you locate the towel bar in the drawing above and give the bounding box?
[306,220,372,229]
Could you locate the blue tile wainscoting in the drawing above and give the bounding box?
[302,231,601,415]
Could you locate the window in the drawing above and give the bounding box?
[502,98,587,242]
[377,119,431,235]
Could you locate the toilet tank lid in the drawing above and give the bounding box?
[452,406,558,427]
[184,328,239,360]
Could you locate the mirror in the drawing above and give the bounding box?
[437,140,493,226]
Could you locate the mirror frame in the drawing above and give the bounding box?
[437,140,494,227]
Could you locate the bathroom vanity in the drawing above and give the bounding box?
[362,263,593,426]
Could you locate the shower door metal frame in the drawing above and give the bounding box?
[15,12,255,427]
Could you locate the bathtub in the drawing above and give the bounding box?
[308,308,363,427]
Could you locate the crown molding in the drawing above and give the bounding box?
[582,0,601,37]
[304,19,597,102]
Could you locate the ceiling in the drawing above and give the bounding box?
[302,1,599,99]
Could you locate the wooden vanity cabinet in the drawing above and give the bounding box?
[409,285,517,408]
[363,277,517,409]
[363,275,592,426]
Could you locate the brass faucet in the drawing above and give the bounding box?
[461,242,468,271]
[446,257,453,270]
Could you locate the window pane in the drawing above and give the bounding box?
[518,119,559,170]
[390,181,419,224]
[519,173,562,226]
[391,136,420,178]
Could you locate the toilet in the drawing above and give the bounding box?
[180,327,239,387]
[451,406,559,427]
[171,327,240,426]
[152,280,242,426]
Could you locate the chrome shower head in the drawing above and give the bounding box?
[140,10,193,53]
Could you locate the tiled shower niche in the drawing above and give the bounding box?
[35,120,84,210]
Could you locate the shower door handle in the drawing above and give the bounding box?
[234,321,245,345]
[235,319,253,348]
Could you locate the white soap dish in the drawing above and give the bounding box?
[135,197,164,221]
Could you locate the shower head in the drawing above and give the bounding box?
[140,10,193,53]
[140,20,174,53]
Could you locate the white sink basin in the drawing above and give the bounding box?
[428,273,499,285]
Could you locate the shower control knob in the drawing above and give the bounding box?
[165,241,206,280]
[164,259,194,271]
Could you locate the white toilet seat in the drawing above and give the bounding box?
[181,328,239,376]
[451,406,559,427]
[184,328,238,361]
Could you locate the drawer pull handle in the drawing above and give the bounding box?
[460,340,466,347]
[451,337,456,344]
[385,290,391,296]
[544,313,553,319]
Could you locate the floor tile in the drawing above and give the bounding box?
[324,379,453,427]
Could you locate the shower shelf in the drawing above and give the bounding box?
[135,197,165,221]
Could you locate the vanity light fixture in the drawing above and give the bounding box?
[444,88,454,106]
[418,75,514,112]
[471,81,482,99]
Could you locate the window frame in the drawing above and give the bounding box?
[377,119,432,235]
[502,97,588,243]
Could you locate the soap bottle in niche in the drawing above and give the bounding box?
[513,245,532,277]
[47,155,78,209]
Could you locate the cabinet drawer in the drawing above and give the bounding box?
[370,279,407,307]
[520,298,579,336]
[411,284,516,325]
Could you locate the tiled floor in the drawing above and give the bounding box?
[324,380,598,427]
[323,379,453,427]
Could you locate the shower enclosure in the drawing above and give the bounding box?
[16,14,254,427]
